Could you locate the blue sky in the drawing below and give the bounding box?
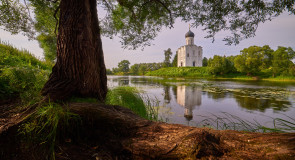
[1,12,294,69]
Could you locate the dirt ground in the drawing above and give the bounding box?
[1,101,295,160]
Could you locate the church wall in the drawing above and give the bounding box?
[177,45,203,67]
[177,46,186,67]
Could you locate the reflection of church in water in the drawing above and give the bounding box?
[176,86,202,121]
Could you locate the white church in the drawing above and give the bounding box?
[177,28,203,67]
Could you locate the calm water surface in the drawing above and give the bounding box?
[107,76,295,129]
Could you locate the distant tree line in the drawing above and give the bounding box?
[108,45,295,78]
[206,45,295,77]
[108,61,165,75]
[109,48,176,75]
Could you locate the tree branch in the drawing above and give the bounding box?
[23,0,32,19]
[154,0,173,28]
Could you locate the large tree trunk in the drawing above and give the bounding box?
[41,0,107,102]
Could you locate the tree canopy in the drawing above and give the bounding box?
[118,60,130,73]
[1,0,294,50]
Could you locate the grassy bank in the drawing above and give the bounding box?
[145,67,295,82]
[145,67,210,78]
[0,41,52,103]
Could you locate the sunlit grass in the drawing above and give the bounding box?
[106,86,159,121]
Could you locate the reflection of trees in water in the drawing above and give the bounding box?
[172,86,177,100]
[118,79,129,86]
[233,92,291,112]
[163,85,171,104]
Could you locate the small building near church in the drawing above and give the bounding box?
[177,29,203,67]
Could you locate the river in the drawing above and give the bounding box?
[107,75,295,131]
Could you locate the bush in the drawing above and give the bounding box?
[0,41,52,102]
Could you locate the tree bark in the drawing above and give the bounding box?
[41,0,107,102]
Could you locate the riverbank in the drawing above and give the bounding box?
[1,101,295,159]
[145,67,295,82]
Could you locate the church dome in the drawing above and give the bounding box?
[185,30,195,38]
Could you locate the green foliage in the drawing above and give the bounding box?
[202,57,208,67]
[20,102,80,159]
[106,86,158,121]
[130,64,140,75]
[128,62,163,75]
[271,46,295,77]
[172,53,178,67]
[117,60,130,73]
[0,41,51,102]
[30,0,59,63]
[208,55,232,75]
[1,1,295,49]
[0,0,34,38]
[234,46,264,75]
[146,67,209,77]
[106,68,113,75]
[139,64,148,75]
[1,67,50,103]
[36,34,57,62]
[163,48,172,67]
[100,0,295,49]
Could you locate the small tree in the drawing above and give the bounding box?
[172,53,178,67]
[163,48,172,67]
[139,65,147,75]
[208,55,231,75]
[130,64,140,75]
[202,57,208,67]
[234,46,265,76]
[118,60,130,73]
[271,47,295,77]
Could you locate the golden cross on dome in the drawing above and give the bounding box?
[189,24,191,30]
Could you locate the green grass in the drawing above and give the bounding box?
[106,86,158,121]
[145,67,295,82]
[198,112,295,133]
[0,40,52,103]
[20,102,81,159]
[146,67,210,77]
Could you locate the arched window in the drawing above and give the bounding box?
[193,61,195,67]
[187,53,189,57]
[181,62,183,67]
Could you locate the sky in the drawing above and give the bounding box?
[0,12,295,69]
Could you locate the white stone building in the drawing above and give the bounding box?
[177,29,203,67]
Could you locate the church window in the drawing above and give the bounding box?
[187,53,189,57]
[193,61,195,66]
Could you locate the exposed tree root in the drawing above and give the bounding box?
[1,102,295,159]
